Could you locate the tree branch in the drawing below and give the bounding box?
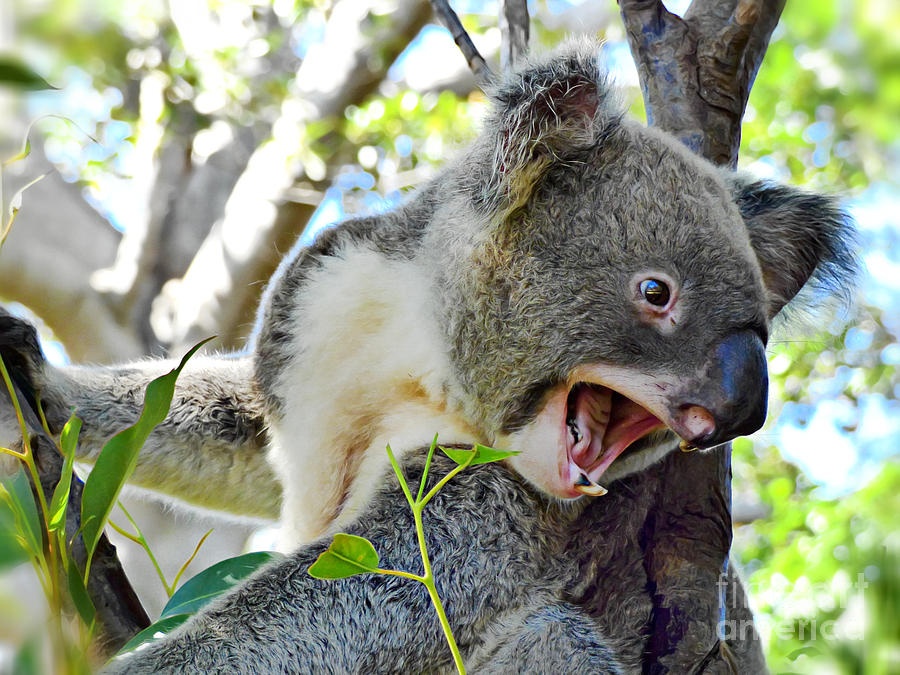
[0,147,144,362]
[429,0,494,85]
[158,0,434,352]
[619,0,786,167]
[641,449,736,673]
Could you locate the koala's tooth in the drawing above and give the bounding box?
[679,440,699,453]
[574,473,607,497]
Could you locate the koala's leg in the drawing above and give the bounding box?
[52,357,280,520]
[0,310,278,519]
[468,602,624,674]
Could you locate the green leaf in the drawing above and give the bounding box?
[66,559,95,626]
[116,613,191,655]
[441,443,519,467]
[308,533,380,579]
[160,551,281,619]
[48,415,81,534]
[81,339,212,565]
[0,480,30,569]
[0,56,56,90]
[1,467,42,559]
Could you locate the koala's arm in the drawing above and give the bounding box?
[104,453,623,674]
[0,311,279,520]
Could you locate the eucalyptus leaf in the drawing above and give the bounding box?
[11,635,42,675]
[160,551,281,619]
[308,533,380,579]
[2,173,48,247]
[48,415,81,534]
[66,559,95,626]
[0,482,30,569]
[81,339,212,565]
[441,444,519,467]
[117,613,191,655]
[2,138,31,167]
[0,56,56,90]
[1,468,41,559]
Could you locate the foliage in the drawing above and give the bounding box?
[0,56,56,91]
[118,551,282,655]
[0,343,207,672]
[734,439,898,674]
[728,1,900,670]
[742,0,900,190]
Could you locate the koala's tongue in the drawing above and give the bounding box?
[565,384,662,494]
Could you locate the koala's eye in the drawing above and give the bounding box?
[639,279,671,307]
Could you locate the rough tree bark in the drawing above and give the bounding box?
[621,0,785,168]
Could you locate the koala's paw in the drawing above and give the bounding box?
[0,308,48,446]
[0,308,47,392]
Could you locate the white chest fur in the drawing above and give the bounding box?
[265,246,482,549]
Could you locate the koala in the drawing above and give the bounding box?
[0,43,854,672]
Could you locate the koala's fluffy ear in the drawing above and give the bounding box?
[727,174,859,319]
[472,41,622,217]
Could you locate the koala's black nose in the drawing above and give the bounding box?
[674,330,769,448]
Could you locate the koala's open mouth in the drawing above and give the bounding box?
[502,365,706,500]
[564,383,665,496]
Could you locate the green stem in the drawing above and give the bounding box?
[381,441,480,673]
[416,434,440,502]
[385,444,416,509]
[0,357,62,612]
[170,529,213,593]
[109,503,174,596]
[421,452,474,507]
[0,358,71,669]
[412,499,466,675]
[375,568,424,583]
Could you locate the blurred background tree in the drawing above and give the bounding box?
[0,1,896,672]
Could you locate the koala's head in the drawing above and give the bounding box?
[437,43,857,499]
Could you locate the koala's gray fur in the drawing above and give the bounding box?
[0,42,855,672]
